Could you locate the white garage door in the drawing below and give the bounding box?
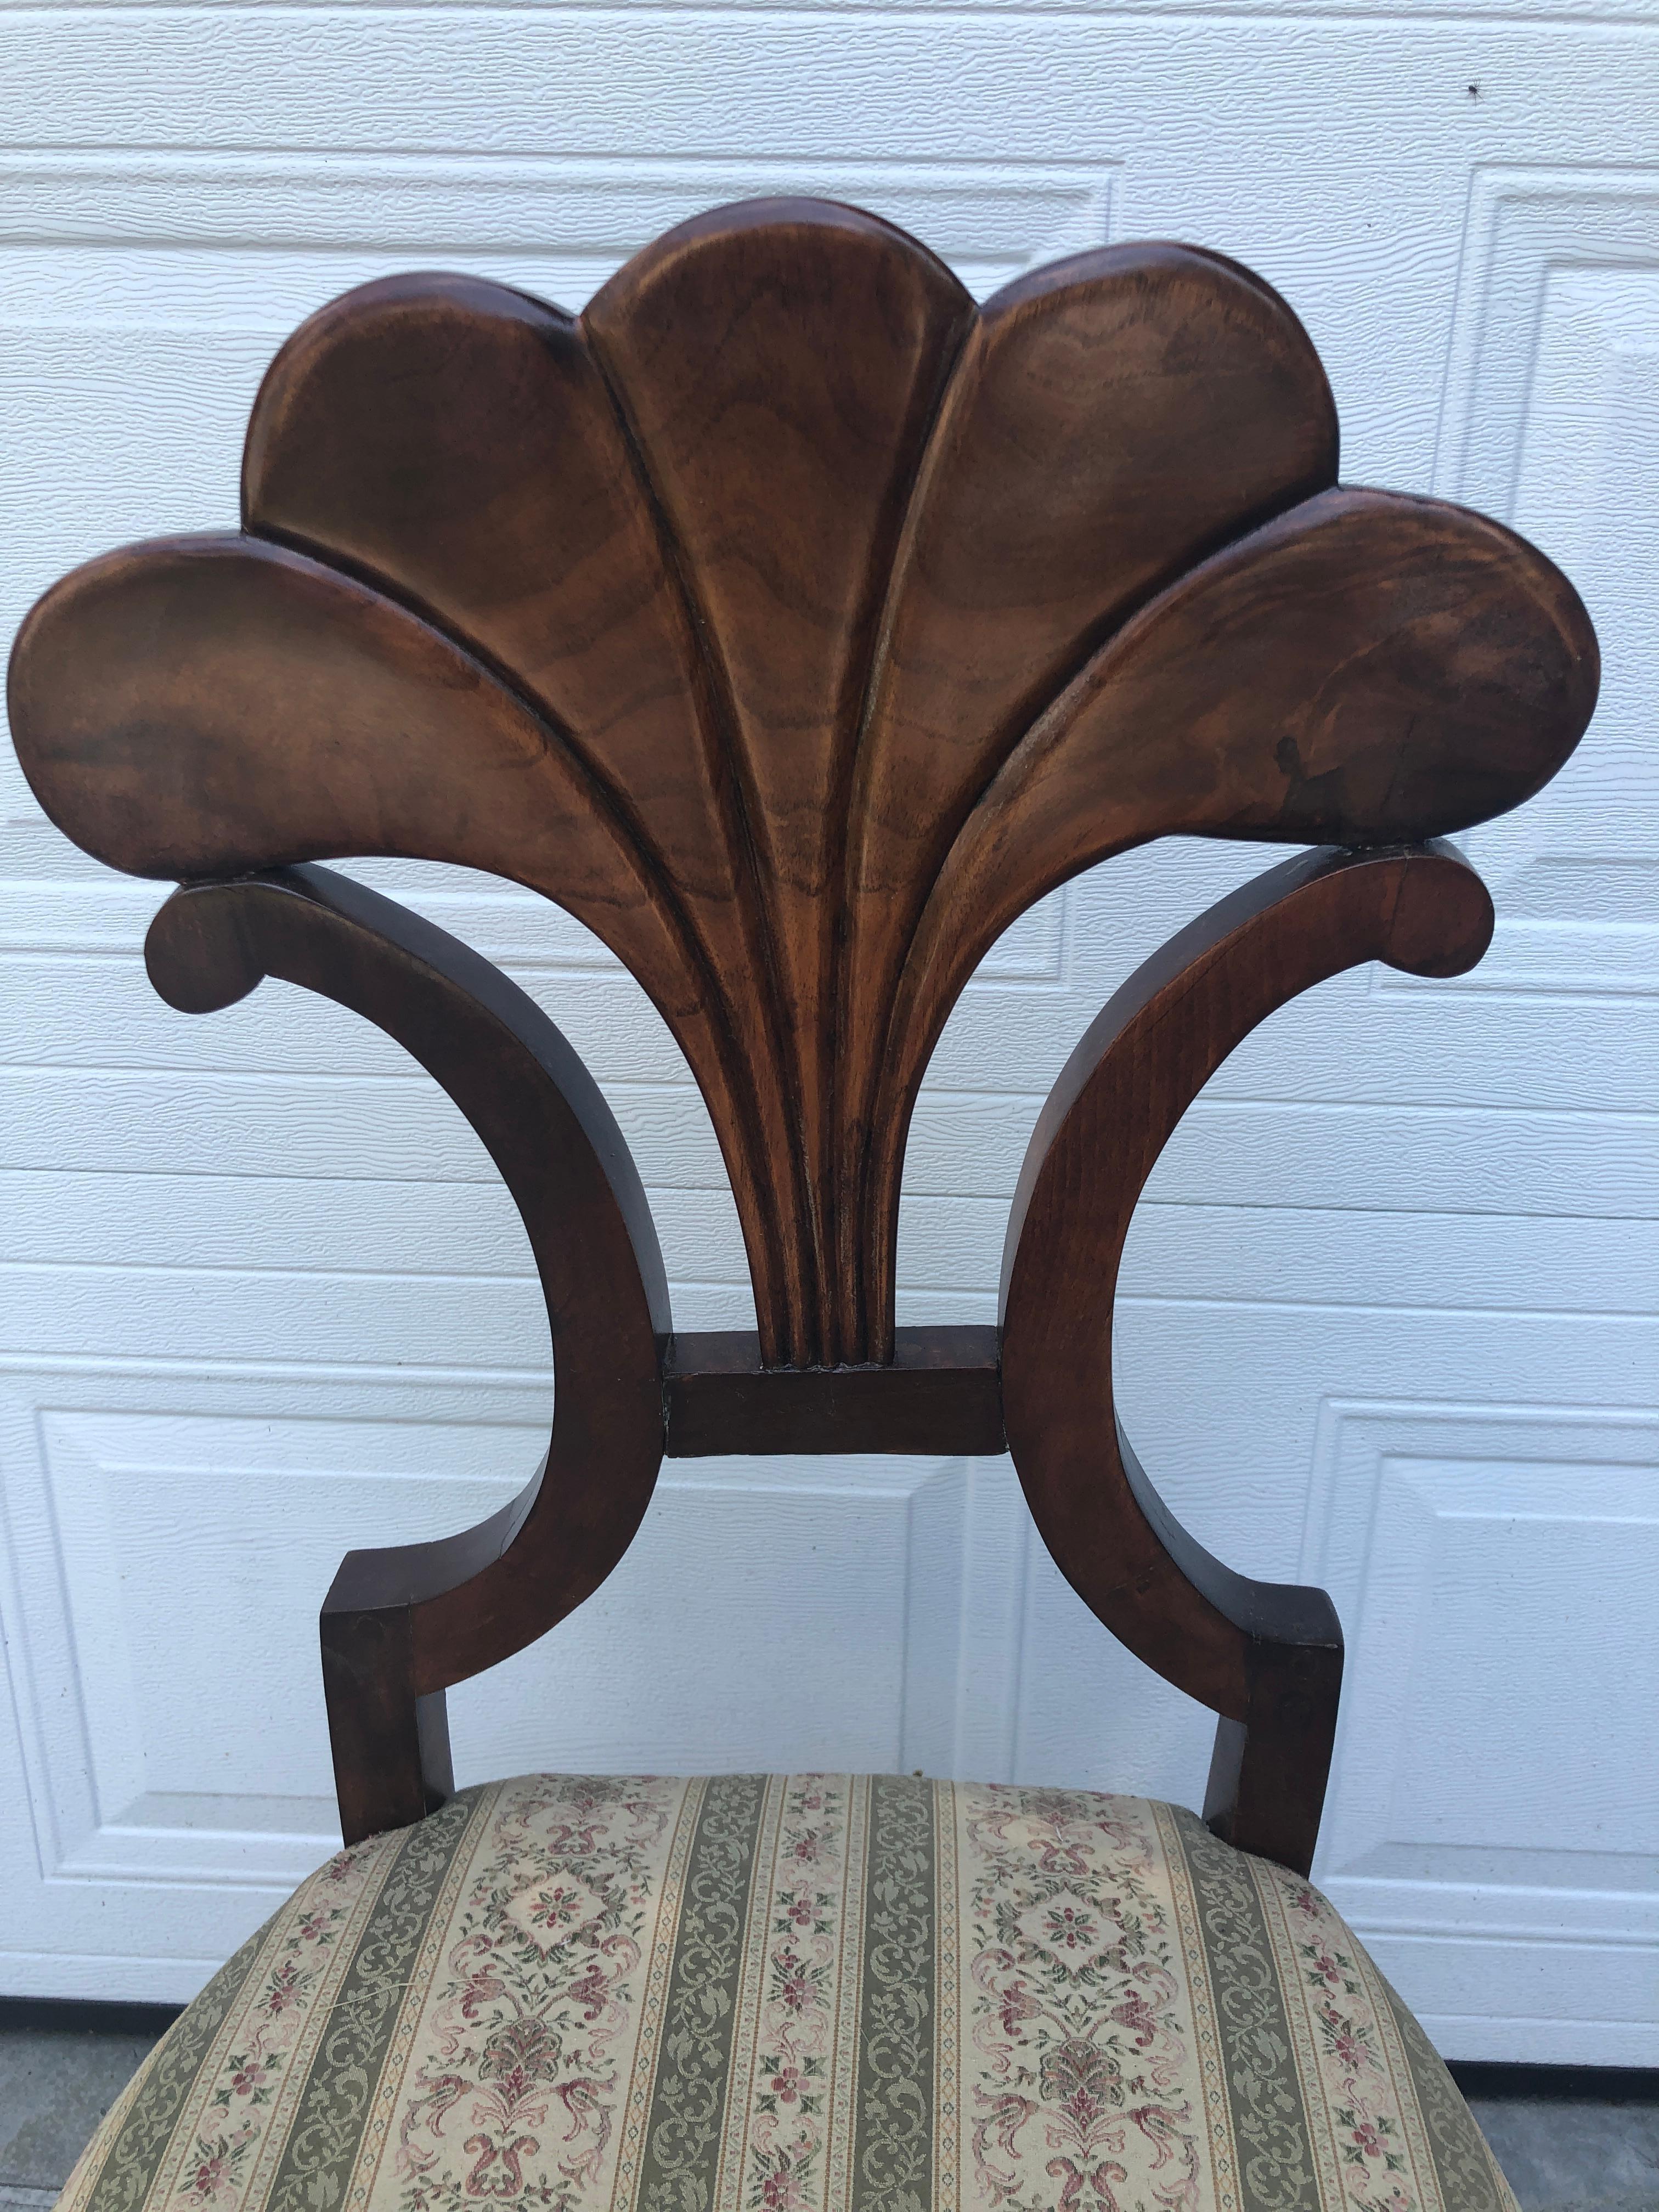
[0,7,1654,2064]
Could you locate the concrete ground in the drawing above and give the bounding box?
[0,2000,1654,2209]
[0,2004,179,2212]
[1451,2065,1659,2212]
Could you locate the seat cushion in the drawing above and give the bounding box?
[61,1774,1514,2212]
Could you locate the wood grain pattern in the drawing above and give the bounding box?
[865,483,1599,1355]
[585,200,973,1353]
[8,527,794,1358]
[5,197,1600,1367]
[242,270,800,1357]
[1000,840,1497,1874]
[837,242,1338,1351]
[664,1323,1004,1457]
[128,836,1502,1869]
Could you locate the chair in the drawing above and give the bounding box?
[8,198,1595,2212]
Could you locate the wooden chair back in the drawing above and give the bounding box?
[7,199,1597,1870]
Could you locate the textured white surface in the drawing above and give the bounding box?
[0,4,1654,2060]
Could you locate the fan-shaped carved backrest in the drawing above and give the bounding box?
[8,197,1597,1369]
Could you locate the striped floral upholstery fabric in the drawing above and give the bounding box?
[62,1774,1514,2212]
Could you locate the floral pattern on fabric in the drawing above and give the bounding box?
[738,1779,853,2212]
[957,1786,1205,2212]
[176,1849,387,2202]
[1301,1926,1415,2198]
[59,1833,401,2212]
[1228,1831,1520,2212]
[57,1775,1517,2212]
[390,1775,682,2212]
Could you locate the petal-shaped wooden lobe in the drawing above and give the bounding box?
[862,484,1599,1355]
[837,242,1339,1344]
[6,531,800,1354]
[9,533,703,975]
[242,270,802,1355]
[243,273,754,975]
[585,198,974,1338]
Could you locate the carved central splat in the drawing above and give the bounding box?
[8,198,1597,1365]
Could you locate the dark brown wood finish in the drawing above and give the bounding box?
[123,833,1499,1863]
[9,529,805,1364]
[5,198,1601,1870]
[243,270,800,1362]
[665,1325,1004,1457]
[6,200,1598,1364]
[837,241,1339,1356]
[126,835,1501,1865]
[144,862,672,1843]
[585,201,973,1361]
[865,483,1599,1356]
[999,840,1497,1875]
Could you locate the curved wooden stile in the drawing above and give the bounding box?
[144,864,671,1846]
[999,841,1496,1875]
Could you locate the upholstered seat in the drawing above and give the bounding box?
[63,1773,1513,2212]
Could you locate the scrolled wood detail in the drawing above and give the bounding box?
[998,841,1496,1874]
[145,864,672,1844]
[13,529,799,1365]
